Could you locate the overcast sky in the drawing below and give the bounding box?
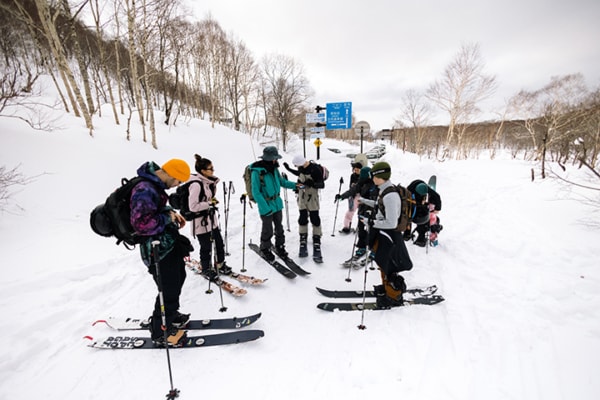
[187,0,600,131]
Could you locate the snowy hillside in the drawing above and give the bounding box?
[1,105,599,400]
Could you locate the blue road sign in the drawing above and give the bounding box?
[306,112,326,124]
[326,102,352,130]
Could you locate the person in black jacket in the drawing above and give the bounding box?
[335,166,377,262]
[338,161,363,234]
[406,179,442,246]
[283,155,325,259]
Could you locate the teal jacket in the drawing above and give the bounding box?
[250,161,296,216]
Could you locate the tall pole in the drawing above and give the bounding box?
[360,126,364,153]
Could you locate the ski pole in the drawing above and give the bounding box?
[225,181,235,255]
[282,173,291,232]
[205,207,227,312]
[357,256,371,331]
[331,176,344,236]
[345,227,360,283]
[240,194,248,272]
[151,241,180,399]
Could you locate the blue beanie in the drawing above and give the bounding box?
[359,166,371,180]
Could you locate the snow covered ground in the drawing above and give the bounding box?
[1,102,599,400]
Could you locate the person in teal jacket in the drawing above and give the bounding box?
[249,146,299,262]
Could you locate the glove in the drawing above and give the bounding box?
[283,162,290,169]
[334,194,341,203]
[210,198,219,206]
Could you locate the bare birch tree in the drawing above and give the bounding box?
[125,0,146,142]
[89,0,120,125]
[33,0,94,133]
[395,88,431,154]
[426,42,496,158]
[508,74,589,178]
[261,53,312,151]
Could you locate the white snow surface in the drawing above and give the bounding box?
[1,103,600,400]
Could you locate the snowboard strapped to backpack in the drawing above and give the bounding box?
[90,176,148,249]
[377,184,416,232]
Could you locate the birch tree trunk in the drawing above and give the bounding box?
[34,0,93,134]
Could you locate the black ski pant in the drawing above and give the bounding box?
[196,228,225,268]
[149,247,187,338]
[260,210,285,252]
[356,218,368,249]
[372,229,413,277]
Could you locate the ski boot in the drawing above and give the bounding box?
[414,233,426,247]
[339,226,352,234]
[259,248,275,262]
[201,266,219,282]
[171,311,191,328]
[152,328,187,348]
[312,235,323,263]
[215,261,232,275]
[275,245,288,259]
[299,233,308,258]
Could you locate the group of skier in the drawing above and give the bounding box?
[334,155,443,308]
[125,146,442,346]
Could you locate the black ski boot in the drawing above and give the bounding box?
[374,285,391,309]
[275,245,288,259]
[312,235,323,263]
[299,233,308,258]
[414,233,426,247]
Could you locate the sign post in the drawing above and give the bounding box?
[313,137,322,160]
[354,121,370,153]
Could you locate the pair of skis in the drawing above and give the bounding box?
[86,313,264,349]
[315,285,444,311]
[184,257,266,297]
[248,242,310,279]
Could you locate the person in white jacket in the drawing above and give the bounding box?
[187,154,232,280]
[358,161,412,308]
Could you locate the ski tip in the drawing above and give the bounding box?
[91,320,106,327]
[83,335,94,341]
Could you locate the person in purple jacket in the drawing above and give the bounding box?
[130,159,193,347]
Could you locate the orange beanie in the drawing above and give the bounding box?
[162,159,190,182]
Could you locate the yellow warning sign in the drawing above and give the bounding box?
[314,138,322,147]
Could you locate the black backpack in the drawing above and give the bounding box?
[90,176,148,249]
[168,179,207,221]
[309,161,329,182]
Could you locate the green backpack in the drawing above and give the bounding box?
[377,184,416,232]
[243,164,265,203]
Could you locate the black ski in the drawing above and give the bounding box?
[316,285,438,299]
[85,329,264,349]
[317,295,445,312]
[248,242,296,279]
[92,312,262,331]
[270,246,311,275]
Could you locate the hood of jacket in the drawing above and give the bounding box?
[136,161,167,189]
